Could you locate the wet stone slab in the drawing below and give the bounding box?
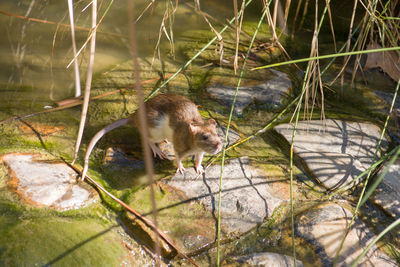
[166,157,285,234]
[296,204,396,266]
[224,252,303,267]
[373,159,400,218]
[275,119,388,191]
[2,154,96,210]
[206,69,292,115]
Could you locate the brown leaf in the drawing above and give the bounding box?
[364,42,400,82]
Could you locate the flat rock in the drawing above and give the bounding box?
[166,157,285,234]
[373,159,400,218]
[224,252,303,267]
[275,119,387,191]
[296,204,396,266]
[2,154,95,210]
[207,69,292,115]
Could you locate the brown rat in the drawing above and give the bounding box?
[80,93,222,181]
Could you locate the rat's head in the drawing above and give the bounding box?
[189,119,222,154]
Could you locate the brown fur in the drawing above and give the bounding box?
[81,93,221,180]
[129,93,221,160]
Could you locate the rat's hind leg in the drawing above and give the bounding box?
[149,142,168,159]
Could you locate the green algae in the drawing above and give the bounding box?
[176,21,278,66]
[126,183,220,255]
[0,215,135,266]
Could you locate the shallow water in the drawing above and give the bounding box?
[0,0,234,116]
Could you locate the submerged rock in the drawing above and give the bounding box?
[167,157,286,234]
[373,90,400,144]
[104,147,145,168]
[207,69,292,115]
[296,204,396,266]
[275,119,388,191]
[373,159,400,218]
[2,153,96,210]
[224,252,303,267]
[373,90,400,114]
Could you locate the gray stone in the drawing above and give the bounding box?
[275,119,387,191]
[207,69,292,115]
[296,204,396,266]
[227,252,303,267]
[166,157,285,234]
[2,154,95,210]
[373,159,400,218]
[217,125,240,147]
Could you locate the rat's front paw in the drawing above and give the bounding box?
[176,166,186,174]
[176,161,185,174]
[195,164,204,174]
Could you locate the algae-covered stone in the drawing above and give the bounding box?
[167,157,286,234]
[1,153,96,210]
[206,68,292,115]
[275,119,388,191]
[224,252,303,267]
[295,204,396,266]
[0,213,138,266]
[177,21,278,65]
[124,157,288,256]
[126,182,217,256]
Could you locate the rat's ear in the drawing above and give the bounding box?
[208,118,216,126]
[189,123,198,133]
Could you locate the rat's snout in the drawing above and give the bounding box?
[215,141,222,153]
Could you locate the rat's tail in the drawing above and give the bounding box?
[81,118,130,181]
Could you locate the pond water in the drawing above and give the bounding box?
[0,0,265,108]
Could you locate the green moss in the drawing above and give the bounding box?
[127,183,220,254]
[176,22,279,65]
[0,215,134,266]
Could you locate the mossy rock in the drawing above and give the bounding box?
[176,21,282,65]
[0,210,135,266]
[125,182,218,256]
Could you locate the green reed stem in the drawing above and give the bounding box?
[253,46,400,70]
[216,6,266,266]
[351,216,400,267]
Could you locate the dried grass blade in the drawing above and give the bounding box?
[67,0,82,97]
[128,0,162,263]
[72,0,97,164]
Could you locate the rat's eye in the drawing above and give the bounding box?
[202,134,209,140]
